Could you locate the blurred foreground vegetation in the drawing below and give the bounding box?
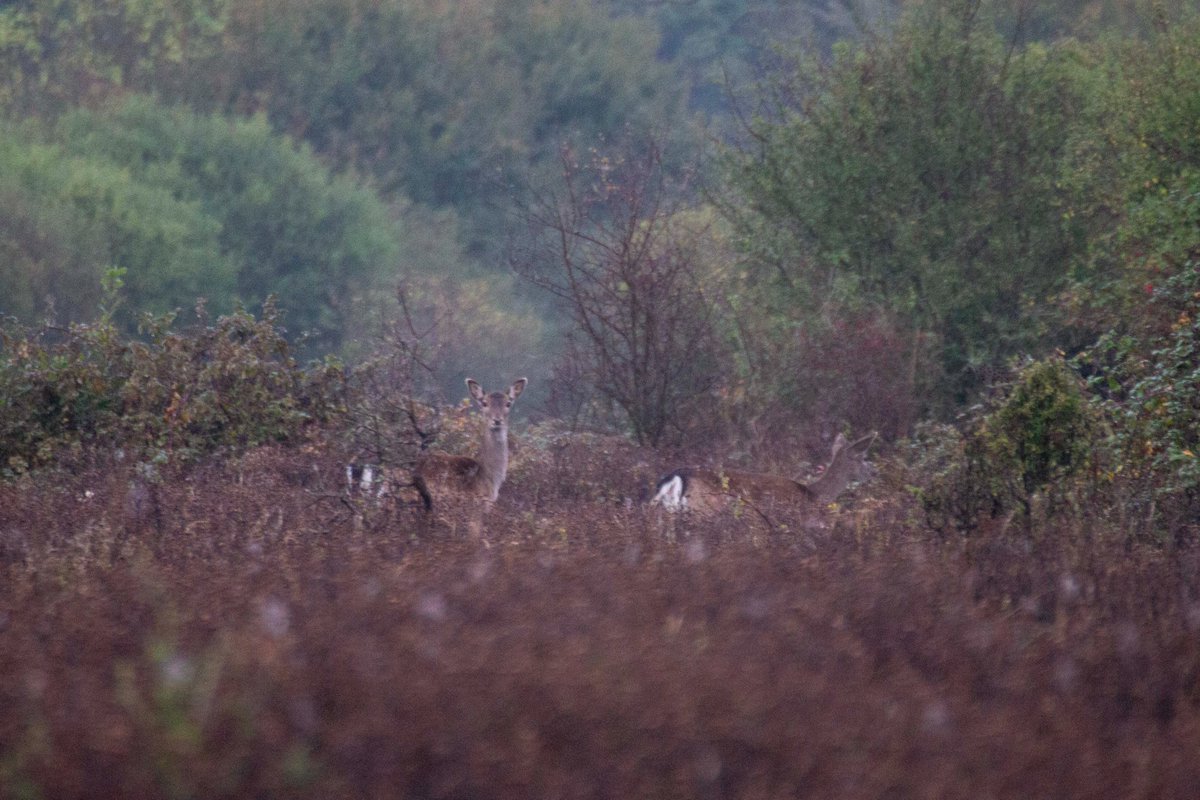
[2,388,1200,798]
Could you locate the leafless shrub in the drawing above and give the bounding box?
[511,135,722,446]
[341,286,447,485]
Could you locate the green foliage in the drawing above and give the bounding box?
[0,99,400,352]
[0,0,229,115]
[992,0,1176,41]
[915,358,1096,533]
[0,297,346,475]
[1084,258,1200,532]
[1056,9,1200,332]
[166,0,686,252]
[55,97,400,351]
[0,119,234,325]
[726,0,1085,408]
[988,358,1095,500]
[607,0,902,117]
[1042,10,1200,538]
[900,421,986,534]
[494,1,678,145]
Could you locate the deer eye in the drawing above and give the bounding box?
[506,401,512,408]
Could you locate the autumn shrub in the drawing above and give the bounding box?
[508,418,654,505]
[784,306,920,448]
[3,442,1200,799]
[338,324,440,483]
[0,292,345,476]
[910,357,1097,535]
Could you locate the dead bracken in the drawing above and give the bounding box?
[1,443,1199,799]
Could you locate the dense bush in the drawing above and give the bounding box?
[1054,11,1200,541]
[911,358,1097,535]
[164,0,687,254]
[1059,8,1200,337]
[0,0,228,115]
[724,0,1085,409]
[2,417,1200,798]
[0,99,404,351]
[0,290,345,475]
[56,97,401,351]
[1083,258,1200,540]
[0,120,233,325]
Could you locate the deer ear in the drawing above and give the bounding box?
[851,432,877,454]
[831,432,848,457]
[509,377,527,401]
[466,378,485,403]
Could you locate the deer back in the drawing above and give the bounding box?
[653,467,815,513]
[413,452,488,501]
[652,432,876,513]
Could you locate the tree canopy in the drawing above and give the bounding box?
[2,0,1199,447]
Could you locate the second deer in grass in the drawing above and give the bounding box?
[651,432,877,515]
[412,377,526,529]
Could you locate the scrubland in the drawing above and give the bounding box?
[4,2,1200,797]
[3,438,1198,800]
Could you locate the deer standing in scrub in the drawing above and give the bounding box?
[412,377,526,533]
[651,432,876,516]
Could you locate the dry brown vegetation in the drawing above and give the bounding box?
[2,438,1200,800]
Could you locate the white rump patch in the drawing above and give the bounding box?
[652,474,686,511]
[346,463,388,498]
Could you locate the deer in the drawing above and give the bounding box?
[650,431,877,517]
[409,377,527,532]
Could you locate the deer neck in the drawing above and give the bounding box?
[803,457,854,505]
[476,423,510,494]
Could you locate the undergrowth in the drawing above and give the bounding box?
[1,435,1199,799]
[3,299,1200,798]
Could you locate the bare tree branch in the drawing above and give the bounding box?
[511,134,720,446]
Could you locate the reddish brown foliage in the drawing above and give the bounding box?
[2,443,1199,799]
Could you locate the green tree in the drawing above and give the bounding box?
[725,0,1085,409]
[1066,11,1200,538]
[605,0,903,117]
[166,0,685,252]
[0,120,233,325]
[0,0,228,116]
[56,97,400,351]
[1061,7,1200,335]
